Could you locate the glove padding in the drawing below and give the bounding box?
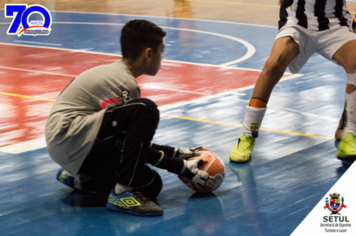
[175,146,203,160]
[180,159,209,185]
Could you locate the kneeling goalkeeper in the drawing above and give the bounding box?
[45,20,208,217]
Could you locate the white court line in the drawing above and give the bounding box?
[14,40,62,46]
[0,164,13,170]
[140,85,206,95]
[232,97,339,122]
[1,21,256,67]
[0,42,279,73]
[0,66,77,77]
[158,74,303,110]
[0,65,224,95]
[51,22,255,66]
[155,25,255,67]
[0,137,46,154]
[276,107,339,122]
[0,41,124,57]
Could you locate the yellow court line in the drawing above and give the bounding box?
[0,91,334,140]
[0,92,55,102]
[162,114,334,140]
[189,0,279,8]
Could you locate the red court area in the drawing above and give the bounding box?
[0,44,291,148]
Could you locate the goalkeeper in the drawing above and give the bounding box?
[45,20,208,217]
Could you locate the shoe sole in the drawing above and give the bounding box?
[229,156,251,163]
[337,155,356,163]
[341,160,353,167]
[106,203,163,217]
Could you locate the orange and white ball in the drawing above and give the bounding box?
[179,149,225,193]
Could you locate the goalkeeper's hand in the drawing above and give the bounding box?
[174,146,203,160]
[179,159,208,185]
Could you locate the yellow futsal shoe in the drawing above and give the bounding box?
[229,134,256,163]
[337,133,356,163]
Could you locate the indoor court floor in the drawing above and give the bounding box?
[1,1,356,235]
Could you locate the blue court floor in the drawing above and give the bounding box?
[0,11,349,236]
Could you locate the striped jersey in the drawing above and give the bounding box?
[279,0,353,31]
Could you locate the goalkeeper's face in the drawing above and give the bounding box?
[146,41,165,76]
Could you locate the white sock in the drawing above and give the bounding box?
[242,105,267,138]
[344,72,356,135]
[114,183,132,195]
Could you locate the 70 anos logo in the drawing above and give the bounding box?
[5,4,52,36]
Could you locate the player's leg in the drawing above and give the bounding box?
[56,98,164,199]
[334,19,356,142]
[335,105,347,141]
[250,37,299,103]
[60,97,206,216]
[332,40,356,162]
[82,138,164,213]
[98,98,203,216]
[56,98,159,195]
[229,36,299,163]
[65,98,164,216]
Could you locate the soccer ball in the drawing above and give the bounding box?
[179,149,225,193]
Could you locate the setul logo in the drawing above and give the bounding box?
[324,192,347,215]
[321,193,351,233]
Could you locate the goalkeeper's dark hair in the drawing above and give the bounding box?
[121,20,166,60]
